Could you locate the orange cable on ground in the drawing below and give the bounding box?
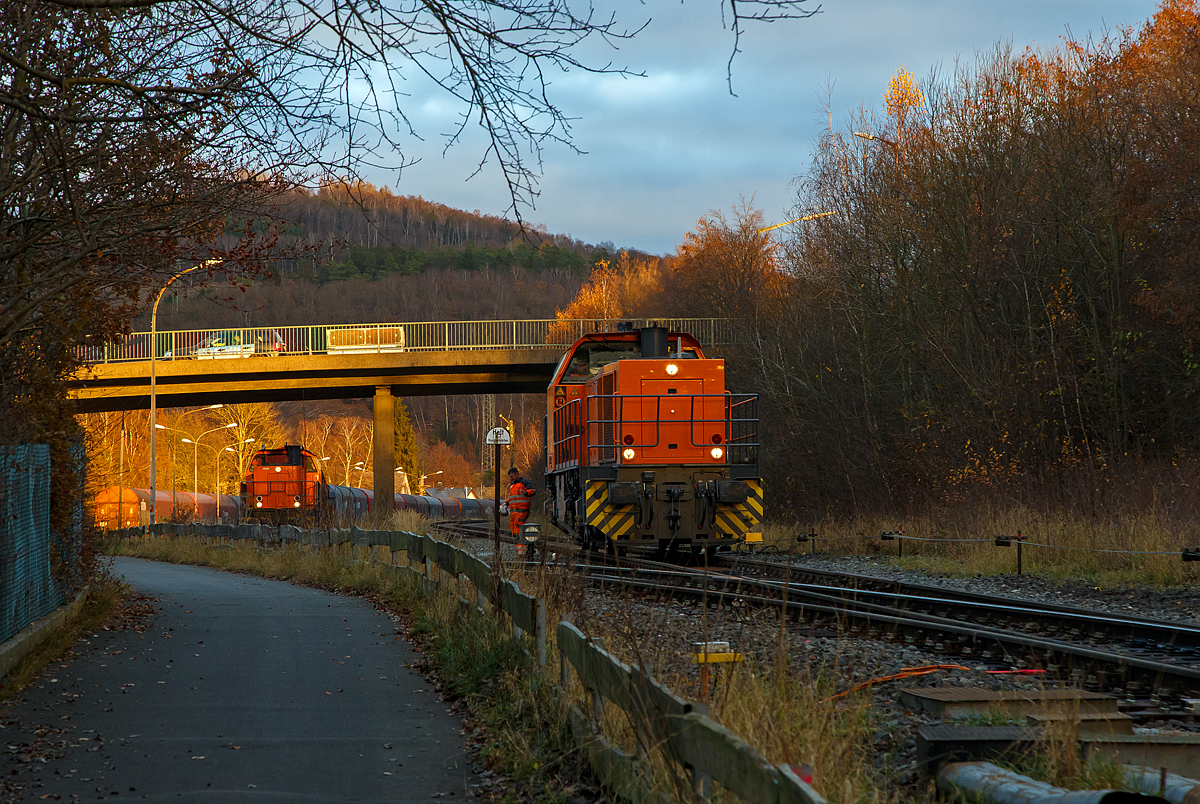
[822,665,971,702]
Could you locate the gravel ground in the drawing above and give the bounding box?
[768,552,1200,626]
[449,536,1200,791]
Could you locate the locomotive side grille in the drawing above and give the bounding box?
[597,372,617,463]
[553,398,583,467]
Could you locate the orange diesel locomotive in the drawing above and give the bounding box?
[545,325,762,555]
[242,445,494,525]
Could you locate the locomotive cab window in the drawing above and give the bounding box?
[561,343,642,383]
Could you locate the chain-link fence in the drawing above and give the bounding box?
[0,444,77,643]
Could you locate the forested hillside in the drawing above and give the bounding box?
[229,181,639,285]
[147,181,658,331]
[135,185,664,499]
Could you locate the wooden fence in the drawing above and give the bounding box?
[115,523,826,804]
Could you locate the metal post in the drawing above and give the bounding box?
[493,442,502,556]
[215,449,222,522]
[149,263,204,531]
[1017,532,1023,575]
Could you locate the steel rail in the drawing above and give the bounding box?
[722,557,1200,652]
[722,556,1200,660]
[428,522,1200,700]
[578,562,1200,702]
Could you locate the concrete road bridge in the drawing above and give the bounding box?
[69,317,732,508]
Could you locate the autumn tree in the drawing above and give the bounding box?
[780,0,1200,512]
[548,250,667,344]
[210,404,291,487]
[671,201,785,333]
[394,400,422,494]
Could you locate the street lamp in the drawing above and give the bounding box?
[218,447,235,520]
[234,437,255,480]
[756,210,839,234]
[149,264,217,527]
[398,468,442,494]
[853,131,897,148]
[184,442,239,521]
[154,422,182,502]
[180,422,238,493]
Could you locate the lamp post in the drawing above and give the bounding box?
[217,447,235,520]
[149,265,214,529]
[180,422,238,493]
[154,422,181,505]
[756,210,838,235]
[397,468,441,495]
[186,442,239,521]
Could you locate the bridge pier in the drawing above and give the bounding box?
[373,386,395,519]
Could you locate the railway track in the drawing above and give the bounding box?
[428,521,1200,711]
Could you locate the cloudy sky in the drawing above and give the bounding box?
[365,0,1161,255]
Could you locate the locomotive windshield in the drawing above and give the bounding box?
[561,342,698,383]
[561,343,641,382]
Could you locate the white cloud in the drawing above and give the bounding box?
[361,0,1162,254]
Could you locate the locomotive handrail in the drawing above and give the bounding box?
[571,392,760,467]
[75,317,735,364]
[551,397,586,466]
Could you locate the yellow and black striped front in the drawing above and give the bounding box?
[715,478,764,538]
[584,480,637,539]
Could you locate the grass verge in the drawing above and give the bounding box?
[757,507,1200,587]
[0,567,126,701]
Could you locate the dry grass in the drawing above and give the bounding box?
[759,506,1199,586]
[500,558,888,804]
[705,660,881,804]
[0,569,126,700]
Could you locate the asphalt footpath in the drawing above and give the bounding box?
[0,557,481,802]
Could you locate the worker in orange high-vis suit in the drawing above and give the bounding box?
[506,466,537,540]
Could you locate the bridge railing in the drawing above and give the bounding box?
[75,318,734,364]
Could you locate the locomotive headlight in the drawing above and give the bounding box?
[275,466,282,473]
[622,447,636,460]
[665,363,679,376]
[711,447,724,459]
